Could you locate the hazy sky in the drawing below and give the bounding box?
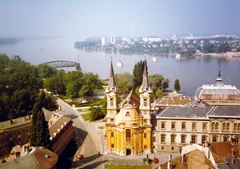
[1,0,240,38]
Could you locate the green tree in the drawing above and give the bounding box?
[217,43,231,53]
[155,89,164,98]
[89,106,104,121]
[38,64,57,78]
[133,60,144,89]
[162,78,170,90]
[115,71,133,94]
[149,74,165,93]
[174,79,181,92]
[30,92,51,149]
[134,86,140,96]
[0,53,10,70]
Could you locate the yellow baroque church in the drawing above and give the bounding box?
[104,59,152,156]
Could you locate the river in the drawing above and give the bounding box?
[0,37,239,96]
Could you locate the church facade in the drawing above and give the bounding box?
[104,59,152,156]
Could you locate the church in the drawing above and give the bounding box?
[104,58,152,156]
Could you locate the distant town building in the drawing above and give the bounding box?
[101,36,116,46]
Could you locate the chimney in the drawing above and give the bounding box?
[10,119,13,125]
[168,154,172,169]
[159,164,163,169]
[23,116,26,121]
[24,146,29,154]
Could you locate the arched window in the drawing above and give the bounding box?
[215,123,219,130]
[211,122,215,131]
[223,123,226,131]
[126,129,131,142]
[126,112,130,117]
[236,137,239,144]
[110,98,114,106]
[234,123,237,131]
[223,136,228,142]
[227,123,230,131]
[144,99,147,107]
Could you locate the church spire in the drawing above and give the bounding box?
[141,58,149,91]
[108,57,116,91]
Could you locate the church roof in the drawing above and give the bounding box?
[118,90,140,110]
[107,59,116,92]
[139,59,151,93]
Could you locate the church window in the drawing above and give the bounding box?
[227,123,230,131]
[213,136,217,142]
[192,123,196,130]
[223,136,228,142]
[126,112,130,117]
[234,123,237,131]
[223,123,226,131]
[111,132,114,137]
[144,133,147,138]
[110,119,114,122]
[161,134,165,143]
[144,99,147,107]
[182,123,186,130]
[161,146,164,150]
[144,145,147,149]
[110,98,114,106]
[144,119,147,123]
[171,122,175,129]
[171,135,175,143]
[202,135,206,144]
[181,135,186,143]
[215,123,219,130]
[172,147,174,150]
[126,129,131,142]
[111,144,114,148]
[211,123,215,130]
[191,135,196,144]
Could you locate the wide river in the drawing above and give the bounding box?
[0,37,240,96]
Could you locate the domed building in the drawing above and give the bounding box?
[195,71,240,106]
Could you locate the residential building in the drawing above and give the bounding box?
[48,114,73,156]
[104,59,152,156]
[0,146,58,169]
[0,129,9,149]
[0,115,31,146]
[153,106,240,153]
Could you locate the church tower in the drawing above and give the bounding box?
[105,57,118,120]
[139,59,152,119]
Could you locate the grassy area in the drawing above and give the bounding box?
[56,140,77,169]
[105,165,152,169]
[81,112,92,121]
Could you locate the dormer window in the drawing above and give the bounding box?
[110,98,113,106]
[144,99,147,107]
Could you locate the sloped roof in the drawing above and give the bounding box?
[184,100,211,107]
[209,106,240,117]
[157,107,212,118]
[140,60,149,92]
[0,116,31,130]
[0,147,58,169]
[208,142,239,158]
[107,59,116,91]
[118,90,140,110]
[42,108,54,122]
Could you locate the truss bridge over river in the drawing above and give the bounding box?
[40,60,81,71]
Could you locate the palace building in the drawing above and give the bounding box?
[104,59,152,156]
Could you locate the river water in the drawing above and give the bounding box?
[0,37,239,96]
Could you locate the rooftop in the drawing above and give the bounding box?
[0,116,31,130]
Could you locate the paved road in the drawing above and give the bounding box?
[57,98,105,169]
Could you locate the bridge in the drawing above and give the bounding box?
[40,60,81,71]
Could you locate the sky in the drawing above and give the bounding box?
[0,0,240,38]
